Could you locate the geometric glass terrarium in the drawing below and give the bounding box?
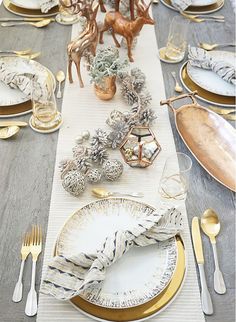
[120,126,161,168]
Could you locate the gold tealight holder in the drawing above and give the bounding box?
[120,126,161,168]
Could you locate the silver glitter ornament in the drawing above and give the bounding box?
[102,159,123,181]
[82,130,90,140]
[86,168,102,184]
[62,170,86,197]
[75,135,83,145]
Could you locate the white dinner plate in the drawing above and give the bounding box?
[187,51,236,97]
[160,0,224,14]
[10,0,57,10]
[56,199,178,309]
[0,56,56,107]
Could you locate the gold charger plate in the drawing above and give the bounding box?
[70,237,185,321]
[3,0,59,17]
[180,63,235,107]
[0,101,32,118]
[161,0,224,14]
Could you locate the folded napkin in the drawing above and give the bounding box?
[188,46,236,85]
[171,0,192,11]
[0,59,50,101]
[39,0,58,13]
[40,207,183,300]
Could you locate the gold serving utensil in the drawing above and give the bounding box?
[171,71,183,93]
[1,19,51,28]
[0,126,20,139]
[207,105,235,115]
[25,225,42,317]
[12,232,31,302]
[92,187,144,198]
[56,70,65,99]
[201,209,226,295]
[0,49,31,55]
[20,52,41,60]
[199,42,236,51]
[181,12,224,23]
[0,121,28,127]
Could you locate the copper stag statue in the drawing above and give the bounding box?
[67,0,99,87]
[99,0,154,62]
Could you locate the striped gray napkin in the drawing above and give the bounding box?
[188,46,236,85]
[40,207,183,301]
[171,0,192,11]
[39,0,58,13]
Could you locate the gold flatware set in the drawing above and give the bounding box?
[13,225,42,317]
[0,49,41,59]
[199,42,236,51]
[181,12,225,23]
[207,106,236,121]
[0,121,28,139]
[191,209,226,315]
[1,19,52,28]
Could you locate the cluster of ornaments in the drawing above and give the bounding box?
[59,129,123,197]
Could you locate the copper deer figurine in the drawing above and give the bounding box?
[99,0,155,62]
[67,0,99,88]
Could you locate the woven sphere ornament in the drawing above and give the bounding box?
[86,168,102,184]
[62,170,86,197]
[102,159,123,181]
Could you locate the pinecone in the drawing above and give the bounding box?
[107,121,129,149]
[121,79,139,106]
[140,90,152,107]
[91,129,108,148]
[131,68,146,92]
[90,146,108,164]
[139,108,157,125]
[75,157,91,173]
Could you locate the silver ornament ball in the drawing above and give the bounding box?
[82,130,90,140]
[86,168,102,184]
[102,159,123,181]
[62,170,86,197]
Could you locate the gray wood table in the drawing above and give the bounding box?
[0,1,235,322]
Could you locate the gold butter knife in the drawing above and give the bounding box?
[192,217,213,315]
[0,121,28,127]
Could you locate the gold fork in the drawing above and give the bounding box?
[12,232,31,302]
[25,225,42,317]
[0,49,32,55]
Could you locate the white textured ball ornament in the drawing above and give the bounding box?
[82,130,90,140]
[62,170,86,196]
[86,168,102,184]
[75,135,83,145]
[102,159,123,181]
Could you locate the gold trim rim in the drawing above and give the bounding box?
[163,0,224,13]
[53,198,186,321]
[3,0,59,17]
[180,63,235,106]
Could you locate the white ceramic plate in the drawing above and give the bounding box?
[160,0,224,14]
[4,0,58,17]
[56,199,178,309]
[10,0,58,10]
[187,51,236,97]
[0,56,56,107]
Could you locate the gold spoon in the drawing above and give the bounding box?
[56,71,65,99]
[1,19,51,28]
[0,126,20,139]
[171,72,183,93]
[199,42,235,51]
[200,209,226,295]
[92,187,144,198]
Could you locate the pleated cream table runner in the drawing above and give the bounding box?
[37,16,205,322]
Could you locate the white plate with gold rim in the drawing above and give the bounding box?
[160,0,224,14]
[187,51,236,97]
[0,56,56,107]
[56,198,178,310]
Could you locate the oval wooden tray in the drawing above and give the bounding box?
[161,92,236,192]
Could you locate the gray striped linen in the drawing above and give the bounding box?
[40,207,183,301]
[188,46,236,85]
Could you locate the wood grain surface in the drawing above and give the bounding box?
[0,1,235,321]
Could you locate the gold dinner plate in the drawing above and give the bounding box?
[4,0,59,17]
[161,0,224,14]
[0,101,32,117]
[180,63,235,107]
[69,237,186,321]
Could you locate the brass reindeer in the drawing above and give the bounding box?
[67,1,99,88]
[99,0,155,62]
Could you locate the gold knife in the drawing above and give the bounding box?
[0,18,55,22]
[192,217,213,315]
[0,121,28,127]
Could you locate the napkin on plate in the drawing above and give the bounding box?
[39,0,58,13]
[188,46,236,85]
[40,207,183,300]
[170,0,192,11]
[0,59,50,101]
